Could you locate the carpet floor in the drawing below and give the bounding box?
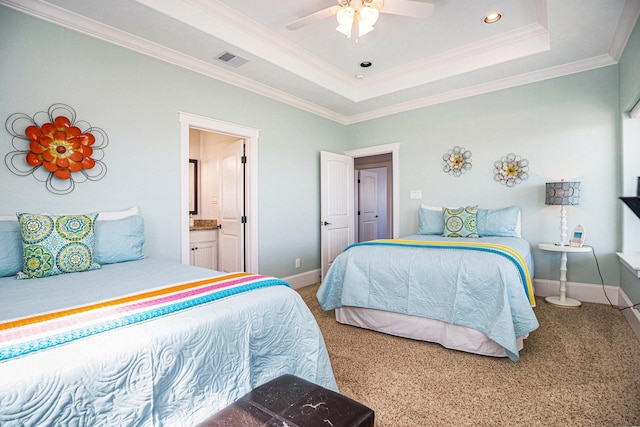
[296,284,640,427]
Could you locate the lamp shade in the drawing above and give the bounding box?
[545,181,580,205]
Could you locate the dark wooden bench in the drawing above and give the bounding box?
[196,374,374,427]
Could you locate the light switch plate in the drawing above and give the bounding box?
[410,190,422,199]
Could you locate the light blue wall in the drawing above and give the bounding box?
[346,67,621,287]
[0,7,345,278]
[619,19,640,303]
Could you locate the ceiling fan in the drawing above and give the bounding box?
[286,0,435,38]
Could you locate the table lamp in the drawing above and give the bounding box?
[545,181,580,246]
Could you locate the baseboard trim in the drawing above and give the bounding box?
[533,278,620,305]
[283,269,321,289]
[619,289,640,342]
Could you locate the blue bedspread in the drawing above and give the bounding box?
[0,258,337,426]
[317,235,539,361]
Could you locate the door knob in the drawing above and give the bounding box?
[321,221,332,226]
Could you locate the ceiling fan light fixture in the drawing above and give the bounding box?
[359,5,379,26]
[357,5,379,36]
[336,6,355,38]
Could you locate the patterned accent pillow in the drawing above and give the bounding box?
[17,212,101,279]
[442,206,479,238]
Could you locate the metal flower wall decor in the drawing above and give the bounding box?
[493,153,529,187]
[5,104,108,194]
[442,146,472,177]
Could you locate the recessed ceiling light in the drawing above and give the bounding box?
[360,61,372,68]
[484,13,502,24]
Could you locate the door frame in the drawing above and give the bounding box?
[179,112,260,273]
[346,143,400,238]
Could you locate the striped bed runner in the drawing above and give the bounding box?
[0,272,289,362]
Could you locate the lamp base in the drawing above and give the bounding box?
[545,295,581,307]
[558,205,568,247]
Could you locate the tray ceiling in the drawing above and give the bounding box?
[3,0,639,123]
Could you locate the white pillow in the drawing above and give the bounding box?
[97,206,139,221]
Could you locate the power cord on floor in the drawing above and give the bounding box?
[583,244,640,312]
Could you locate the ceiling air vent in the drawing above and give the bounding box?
[215,51,248,68]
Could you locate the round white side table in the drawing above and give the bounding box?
[538,243,592,307]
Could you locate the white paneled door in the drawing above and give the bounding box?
[218,139,244,272]
[358,169,379,242]
[320,151,354,280]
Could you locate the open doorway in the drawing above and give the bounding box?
[189,129,246,272]
[179,112,260,273]
[355,154,392,242]
[346,143,400,239]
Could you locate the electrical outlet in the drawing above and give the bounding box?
[295,258,301,269]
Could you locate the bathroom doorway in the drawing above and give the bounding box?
[179,112,259,273]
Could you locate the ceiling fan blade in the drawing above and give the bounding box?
[285,6,341,31]
[379,0,434,18]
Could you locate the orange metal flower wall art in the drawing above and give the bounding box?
[5,104,107,194]
[26,116,96,180]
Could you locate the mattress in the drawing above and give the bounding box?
[0,258,337,426]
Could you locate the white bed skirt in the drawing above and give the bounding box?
[335,306,525,358]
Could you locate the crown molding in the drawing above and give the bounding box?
[149,0,357,98]
[609,0,640,61]
[0,0,346,123]
[0,0,631,126]
[344,54,617,124]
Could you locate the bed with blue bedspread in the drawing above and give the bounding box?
[317,232,539,361]
[0,210,336,426]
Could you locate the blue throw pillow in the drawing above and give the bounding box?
[0,219,23,277]
[94,215,146,264]
[418,207,444,235]
[477,206,520,237]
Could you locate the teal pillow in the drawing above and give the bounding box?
[17,212,101,279]
[442,206,479,238]
[477,206,520,237]
[94,215,146,264]
[418,207,444,235]
[0,219,22,277]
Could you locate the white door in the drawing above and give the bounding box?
[358,170,378,242]
[218,139,244,272]
[320,151,354,280]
